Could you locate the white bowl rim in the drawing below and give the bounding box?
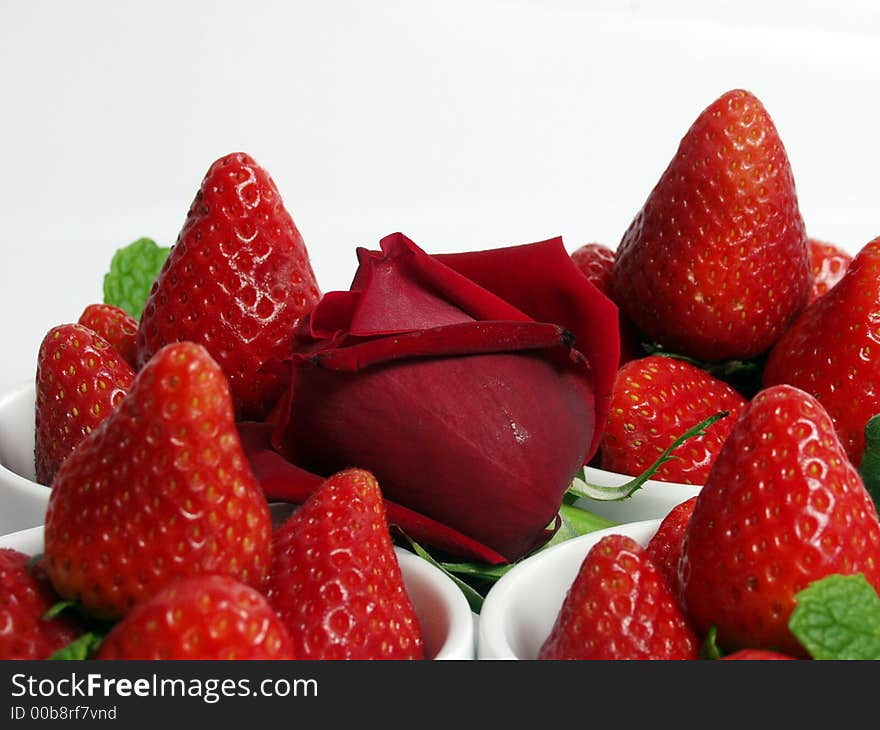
[0,381,46,498]
[0,526,474,661]
[478,518,662,660]
[581,464,701,491]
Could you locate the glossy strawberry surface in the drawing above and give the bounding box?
[0,549,82,659]
[612,89,811,361]
[807,237,851,302]
[645,496,697,596]
[137,152,320,420]
[600,355,747,484]
[44,342,272,620]
[679,385,880,655]
[571,243,615,295]
[35,323,135,485]
[97,575,294,660]
[571,242,643,366]
[538,534,698,660]
[764,237,880,466]
[267,468,425,660]
[78,303,139,369]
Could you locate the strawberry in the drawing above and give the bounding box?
[571,242,643,366]
[571,243,615,295]
[763,237,880,466]
[136,152,321,420]
[538,534,698,660]
[645,496,697,595]
[807,237,851,302]
[599,355,747,484]
[78,303,139,370]
[96,575,294,660]
[721,649,795,660]
[44,341,272,620]
[267,468,425,660]
[612,89,811,362]
[678,385,880,656]
[0,549,83,659]
[35,323,136,485]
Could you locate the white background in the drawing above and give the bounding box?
[1,0,879,396]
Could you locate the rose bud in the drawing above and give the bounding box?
[270,233,620,562]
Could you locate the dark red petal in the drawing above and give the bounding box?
[238,422,507,565]
[437,237,620,459]
[304,321,581,372]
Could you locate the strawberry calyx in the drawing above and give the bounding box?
[567,411,729,502]
[48,633,104,661]
[645,345,767,399]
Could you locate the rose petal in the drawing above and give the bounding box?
[436,237,620,459]
[238,421,507,564]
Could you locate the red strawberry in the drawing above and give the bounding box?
[571,242,643,366]
[267,468,425,660]
[0,549,82,659]
[807,237,851,302]
[721,649,796,660]
[538,534,698,660]
[44,341,272,620]
[78,303,139,369]
[612,89,811,362]
[35,323,135,485]
[763,238,880,466]
[645,496,697,594]
[96,575,294,660]
[599,355,747,484]
[137,152,321,420]
[571,243,615,295]
[679,385,880,656]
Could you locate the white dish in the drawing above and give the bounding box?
[478,519,661,660]
[0,382,48,534]
[0,525,474,661]
[576,466,701,524]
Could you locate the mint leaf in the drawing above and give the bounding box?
[789,574,880,660]
[103,237,170,319]
[48,632,104,660]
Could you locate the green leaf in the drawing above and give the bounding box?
[558,503,617,536]
[566,411,729,502]
[437,509,617,595]
[789,574,880,660]
[48,632,104,660]
[399,534,489,613]
[700,626,723,660]
[103,237,171,319]
[42,600,77,621]
[858,415,880,513]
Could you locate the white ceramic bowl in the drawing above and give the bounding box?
[478,519,661,660]
[0,382,48,534]
[0,525,475,660]
[576,466,701,524]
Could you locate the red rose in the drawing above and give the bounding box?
[265,232,619,562]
